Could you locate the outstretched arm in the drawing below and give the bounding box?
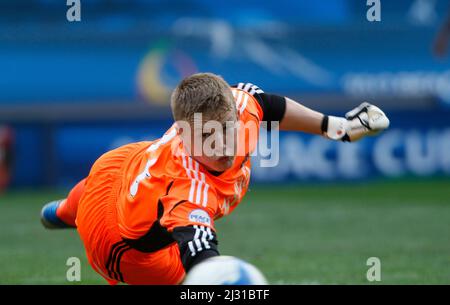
[233,83,389,141]
[258,93,390,142]
[279,97,324,134]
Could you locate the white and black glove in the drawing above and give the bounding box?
[322,102,390,142]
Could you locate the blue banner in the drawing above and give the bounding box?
[10,110,450,187]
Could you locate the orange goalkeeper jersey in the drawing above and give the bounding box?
[115,85,264,243]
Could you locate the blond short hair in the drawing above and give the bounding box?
[170,73,235,122]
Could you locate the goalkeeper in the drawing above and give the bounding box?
[41,73,389,284]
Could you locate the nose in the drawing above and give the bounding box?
[214,133,227,156]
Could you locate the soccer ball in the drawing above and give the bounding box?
[183,256,268,285]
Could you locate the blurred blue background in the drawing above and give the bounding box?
[1,0,450,188]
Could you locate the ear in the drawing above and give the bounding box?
[175,120,189,134]
[175,124,183,135]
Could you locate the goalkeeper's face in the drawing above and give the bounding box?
[171,72,240,173]
[179,109,239,173]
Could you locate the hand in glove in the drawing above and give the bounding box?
[322,102,390,142]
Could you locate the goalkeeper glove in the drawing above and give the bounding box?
[322,102,390,142]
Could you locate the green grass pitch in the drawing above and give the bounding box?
[0,179,449,284]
